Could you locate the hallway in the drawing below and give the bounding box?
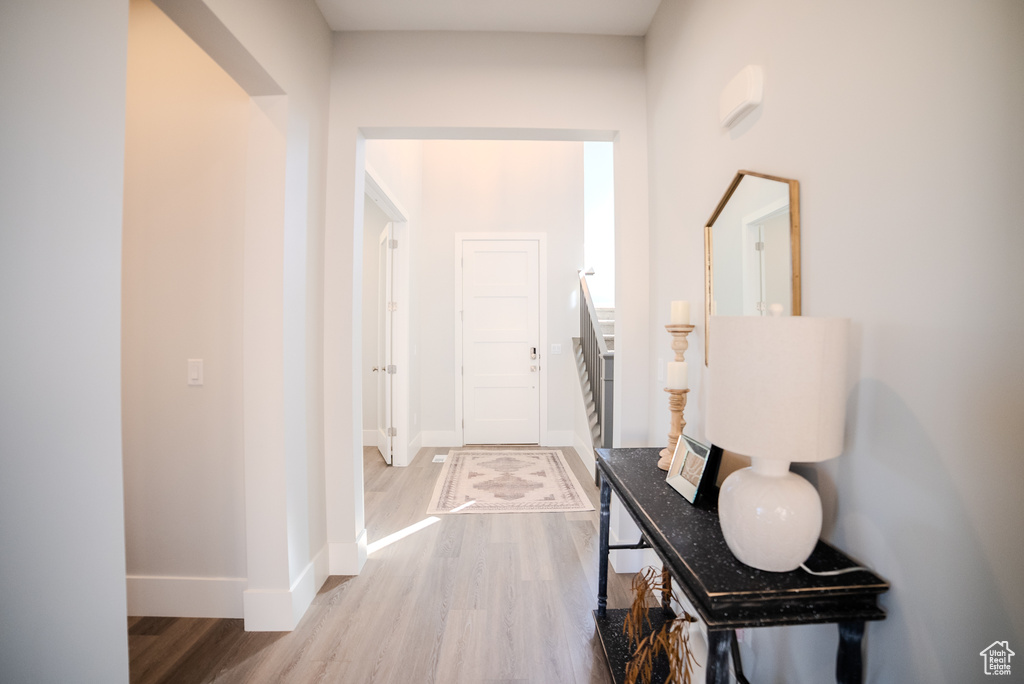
[128,447,634,683]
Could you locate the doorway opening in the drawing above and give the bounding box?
[358,138,597,456]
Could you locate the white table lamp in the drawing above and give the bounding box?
[706,316,849,572]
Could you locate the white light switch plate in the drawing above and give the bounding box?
[551,343,562,355]
[188,359,204,386]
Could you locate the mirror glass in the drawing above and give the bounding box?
[704,171,801,364]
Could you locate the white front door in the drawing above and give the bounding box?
[376,224,393,463]
[462,239,540,444]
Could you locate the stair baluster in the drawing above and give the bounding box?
[577,272,614,451]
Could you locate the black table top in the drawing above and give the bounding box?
[597,447,889,630]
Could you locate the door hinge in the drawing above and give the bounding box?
[387,364,397,374]
[388,301,398,311]
[756,301,767,313]
[387,427,397,437]
[388,239,398,249]
[754,241,765,251]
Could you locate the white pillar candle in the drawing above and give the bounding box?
[667,361,688,390]
[670,300,690,325]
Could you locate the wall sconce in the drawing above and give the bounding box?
[720,65,763,129]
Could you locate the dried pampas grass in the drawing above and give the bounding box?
[622,566,698,684]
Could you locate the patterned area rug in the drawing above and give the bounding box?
[426,449,595,514]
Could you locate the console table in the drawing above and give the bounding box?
[594,448,889,684]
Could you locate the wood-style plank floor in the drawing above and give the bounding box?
[128,446,637,684]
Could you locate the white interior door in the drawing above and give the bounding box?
[462,239,540,444]
[742,198,790,316]
[741,222,764,315]
[376,224,393,463]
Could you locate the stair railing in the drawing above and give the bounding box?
[579,271,614,449]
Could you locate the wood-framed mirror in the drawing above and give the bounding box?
[704,170,801,365]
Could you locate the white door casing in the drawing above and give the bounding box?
[376,223,393,463]
[460,238,541,445]
[366,166,410,466]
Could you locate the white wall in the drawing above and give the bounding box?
[583,141,616,308]
[122,0,249,618]
[205,0,333,630]
[646,0,1024,680]
[0,0,131,680]
[325,32,650,570]
[417,140,584,445]
[151,0,333,629]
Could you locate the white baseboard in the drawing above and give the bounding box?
[329,528,367,576]
[421,430,459,447]
[543,430,574,446]
[289,545,329,627]
[573,431,596,479]
[408,431,423,461]
[362,429,377,444]
[243,545,329,631]
[126,574,246,619]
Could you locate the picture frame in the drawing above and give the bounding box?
[665,435,723,507]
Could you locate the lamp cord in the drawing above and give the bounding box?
[799,563,868,577]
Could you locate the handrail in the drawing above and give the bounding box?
[579,271,614,449]
[580,271,610,357]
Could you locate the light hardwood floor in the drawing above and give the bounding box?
[128,446,637,684]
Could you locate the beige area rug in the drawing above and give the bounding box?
[426,449,595,514]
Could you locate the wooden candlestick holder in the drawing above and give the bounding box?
[659,323,695,471]
[658,388,690,470]
[665,324,695,361]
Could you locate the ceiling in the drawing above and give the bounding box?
[314,0,664,36]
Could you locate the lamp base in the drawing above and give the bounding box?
[718,458,822,572]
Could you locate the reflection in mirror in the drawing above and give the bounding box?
[712,178,791,316]
[704,171,800,364]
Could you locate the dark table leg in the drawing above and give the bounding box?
[661,566,672,611]
[597,473,611,618]
[706,630,733,684]
[731,630,750,684]
[836,621,866,684]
